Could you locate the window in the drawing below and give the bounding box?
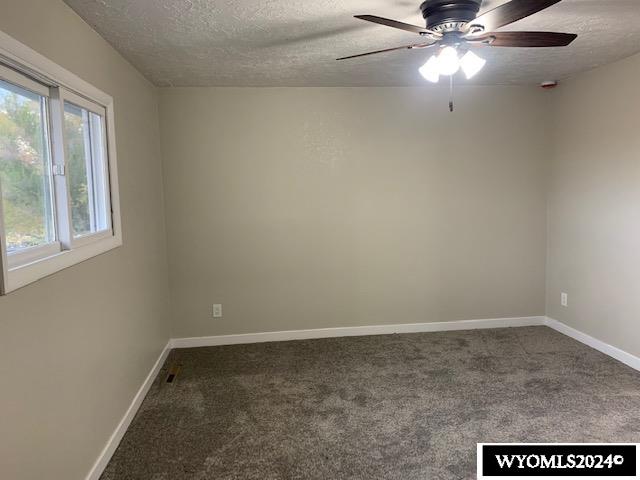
[64,98,110,239]
[0,30,121,294]
[0,78,56,257]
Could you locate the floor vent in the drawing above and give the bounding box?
[166,364,181,383]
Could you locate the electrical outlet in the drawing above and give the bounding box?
[212,304,223,318]
[561,293,568,307]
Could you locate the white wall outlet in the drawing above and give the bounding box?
[212,304,223,318]
[561,293,568,307]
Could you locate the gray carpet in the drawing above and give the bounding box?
[101,327,640,479]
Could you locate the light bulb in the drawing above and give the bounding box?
[419,55,440,83]
[460,50,486,79]
[436,46,460,76]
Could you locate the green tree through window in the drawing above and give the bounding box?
[64,103,92,235]
[0,82,54,251]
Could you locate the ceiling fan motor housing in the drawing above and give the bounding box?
[420,0,482,32]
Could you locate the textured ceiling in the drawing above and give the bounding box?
[63,0,640,87]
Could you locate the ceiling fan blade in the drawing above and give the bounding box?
[354,15,440,37]
[469,31,577,47]
[337,42,435,61]
[469,0,564,32]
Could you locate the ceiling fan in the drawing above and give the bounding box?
[337,0,577,92]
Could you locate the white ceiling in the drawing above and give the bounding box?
[63,0,640,87]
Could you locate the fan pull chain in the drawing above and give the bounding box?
[449,75,455,113]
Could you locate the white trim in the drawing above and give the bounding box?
[84,341,172,480]
[0,62,49,96]
[171,316,547,349]
[62,89,107,116]
[50,85,73,250]
[83,316,543,479]
[7,235,122,292]
[104,98,122,246]
[545,317,640,372]
[0,178,7,292]
[84,316,640,480]
[0,29,112,107]
[7,242,61,269]
[72,230,113,249]
[0,28,123,294]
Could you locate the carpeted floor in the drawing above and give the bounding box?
[101,326,640,479]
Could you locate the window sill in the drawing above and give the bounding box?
[4,234,122,293]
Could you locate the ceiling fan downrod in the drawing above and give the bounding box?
[420,0,482,32]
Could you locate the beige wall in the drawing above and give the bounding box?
[547,52,640,358]
[0,1,171,479]
[4,2,638,476]
[160,87,550,338]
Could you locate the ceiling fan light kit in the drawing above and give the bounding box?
[338,0,578,110]
[420,48,487,83]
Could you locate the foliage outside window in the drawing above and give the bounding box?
[0,48,121,294]
[0,80,54,252]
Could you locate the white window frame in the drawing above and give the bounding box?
[0,29,122,294]
[57,89,113,245]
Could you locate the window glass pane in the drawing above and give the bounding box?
[64,101,109,238]
[0,79,55,253]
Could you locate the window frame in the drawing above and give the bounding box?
[0,66,59,267]
[60,89,113,245]
[0,29,122,294]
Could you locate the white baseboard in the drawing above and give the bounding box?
[85,315,640,480]
[545,317,640,372]
[85,341,172,480]
[83,317,544,479]
[170,316,547,349]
